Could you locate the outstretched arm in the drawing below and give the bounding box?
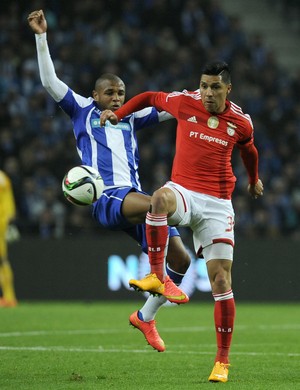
[100,92,158,126]
[27,10,68,102]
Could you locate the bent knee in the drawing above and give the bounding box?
[151,188,176,215]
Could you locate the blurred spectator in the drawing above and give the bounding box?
[0,169,19,307]
[37,186,66,239]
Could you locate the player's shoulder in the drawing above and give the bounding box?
[166,89,201,101]
[63,88,94,108]
[228,100,253,129]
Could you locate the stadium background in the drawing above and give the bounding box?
[1,0,300,301]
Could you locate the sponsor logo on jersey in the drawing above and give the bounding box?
[91,119,100,127]
[92,119,130,131]
[207,116,219,129]
[189,131,228,146]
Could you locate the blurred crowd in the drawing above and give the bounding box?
[1,0,300,240]
[273,0,300,33]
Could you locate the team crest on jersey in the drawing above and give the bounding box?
[226,122,236,136]
[207,116,219,129]
[227,127,235,136]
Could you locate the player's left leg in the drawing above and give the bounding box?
[194,195,235,381]
[204,244,235,382]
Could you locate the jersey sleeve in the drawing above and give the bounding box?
[236,114,254,146]
[153,91,181,117]
[35,33,68,102]
[58,88,93,118]
[239,143,259,185]
[237,119,259,185]
[114,92,158,120]
[115,91,180,122]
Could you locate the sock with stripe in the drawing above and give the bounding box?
[146,212,169,282]
[213,289,236,364]
[166,263,185,285]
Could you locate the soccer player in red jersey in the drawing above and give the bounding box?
[100,61,264,382]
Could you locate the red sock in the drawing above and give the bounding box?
[146,212,168,281]
[213,290,236,364]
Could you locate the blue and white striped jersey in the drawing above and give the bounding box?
[35,32,171,192]
[35,32,179,240]
[59,88,160,191]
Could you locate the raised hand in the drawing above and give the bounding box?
[27,9,47,34]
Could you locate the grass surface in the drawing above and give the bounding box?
[0,301,299,389]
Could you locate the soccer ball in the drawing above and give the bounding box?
[62,165,104,206]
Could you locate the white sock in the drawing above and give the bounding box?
[139,294,167,322]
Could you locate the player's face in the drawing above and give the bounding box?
[93,80,126,111]
[199,75,231,114]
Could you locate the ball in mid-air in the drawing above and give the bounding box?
[62,165,104,206]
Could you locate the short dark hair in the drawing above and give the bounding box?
[201,61,231,84]
[94,73,124,90]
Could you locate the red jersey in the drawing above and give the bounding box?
[115,90,259,199]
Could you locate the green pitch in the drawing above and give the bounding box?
[0,301,299,389]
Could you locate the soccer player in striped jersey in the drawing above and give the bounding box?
[100,61,264,382]
[28,10,191,352]
[0,170,18,307]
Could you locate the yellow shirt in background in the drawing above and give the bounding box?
[0,170,16,227]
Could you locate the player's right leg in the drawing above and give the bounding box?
[129,185,190,302]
